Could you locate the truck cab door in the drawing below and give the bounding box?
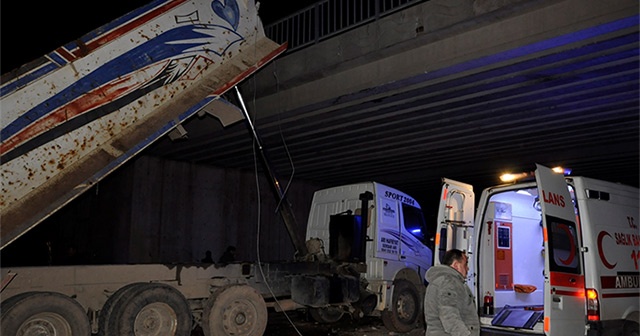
[435,178,475,266]
[535,164,586,335]
[376,195,403,262]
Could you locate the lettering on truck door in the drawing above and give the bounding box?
[378,196,401,260]
[535,164,586,335]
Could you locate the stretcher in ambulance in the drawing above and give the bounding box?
[435,164,639,336]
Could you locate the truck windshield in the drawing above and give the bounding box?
[402,204,430,245]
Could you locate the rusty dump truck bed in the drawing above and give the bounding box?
[0,0,284,249]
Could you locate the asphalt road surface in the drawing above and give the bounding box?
[191,309,425,335]
[263,310,425,336]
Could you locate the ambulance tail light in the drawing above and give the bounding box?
[586,288,600,321]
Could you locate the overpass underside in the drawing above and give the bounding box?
[152,0,639,202]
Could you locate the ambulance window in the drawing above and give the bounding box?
[402,204,429,244]
[546,215,581,274]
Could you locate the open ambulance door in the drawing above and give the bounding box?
[435,178,475,266]
[535,164,586,335]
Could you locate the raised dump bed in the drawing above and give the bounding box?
[0,0,284,249]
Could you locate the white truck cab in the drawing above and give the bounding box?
[306,181,433,332]
[438,164,639,336]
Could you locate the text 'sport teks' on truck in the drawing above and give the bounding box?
[437,164,639,336]
[0,0,435,335]
[305,182,433,332]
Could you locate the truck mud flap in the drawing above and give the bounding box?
[291,274,359,307]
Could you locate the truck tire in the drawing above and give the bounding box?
[98,282,147,336]
[105,283,192,335]
[380,279,421,333]
[1,291,91,336]
[309,307,344,323]
[202,284,267,336]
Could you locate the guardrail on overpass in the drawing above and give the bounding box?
[264,0,427,53]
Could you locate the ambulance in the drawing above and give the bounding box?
[436,164,639,336]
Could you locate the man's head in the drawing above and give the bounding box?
[442,249,469,278]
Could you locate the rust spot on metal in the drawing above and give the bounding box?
[75,39,90,57]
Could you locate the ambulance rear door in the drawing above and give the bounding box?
[435,178,475,266]
[535,164,586,335]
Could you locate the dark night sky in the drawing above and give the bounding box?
[2,0,146,72]
[0,0,316,73]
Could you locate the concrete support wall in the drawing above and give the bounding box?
[121,156,325,263]
[3,156,325,266]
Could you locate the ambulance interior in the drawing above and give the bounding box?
[476,185,576,330]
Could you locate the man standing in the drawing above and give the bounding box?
[424,249,479,336]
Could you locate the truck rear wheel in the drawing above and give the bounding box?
[1,291,91,336]
[98,282,146,335]
[103,283,192,335]
[309,307,344,323]
[380,279,421,333]
[202,284,267,336]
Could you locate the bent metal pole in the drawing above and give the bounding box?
[234,86,309,258]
